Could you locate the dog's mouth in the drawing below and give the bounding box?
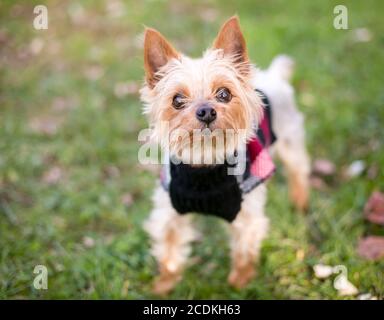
[202,123,213,131]
[200,121,217,131]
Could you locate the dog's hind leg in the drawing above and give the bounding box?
[254,55,311,211]
[275,122,311,212]
[228,185,269,288]
[144,186,196,295]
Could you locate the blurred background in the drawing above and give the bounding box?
[0,0,383,299]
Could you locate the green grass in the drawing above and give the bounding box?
[1,0,384,299]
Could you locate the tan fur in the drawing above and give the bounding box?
[213,16,249,71]
[143,28,179,88]
[144,186,197,295]
[228,184,269,288]
[141,16,311,294]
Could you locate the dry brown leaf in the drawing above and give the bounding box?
[137,163,160,175]
[313,159,336,176]
[200,8,218,23]
[52,96,77,112]
[68,3,87,25]
[0,28,9,45]
[114,81,139,98]
[357,236,384,261]
[106,0,124,18]
[83,65,104,81]
[29,116,63,136]
[29,38,44,55]
[352,28,372,42]
[103,165,121,179]
[82,236,95,248]
[364,191,384,225]
[42,166,63,185]
[367,164,379,180]
[310,176,328,191]
[121,193,134,207]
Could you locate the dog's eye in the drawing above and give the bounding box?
[172,94,186,109]
[216,87,232,103]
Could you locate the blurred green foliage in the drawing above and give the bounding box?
[0,0,383,299]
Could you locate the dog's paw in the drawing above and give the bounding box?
[291,184,309,213]
[228,264,256,289]
[290,175,309,213]
[152,274,181,296]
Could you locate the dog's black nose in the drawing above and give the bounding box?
[195,105,217,124]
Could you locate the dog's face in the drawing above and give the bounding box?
[140,17,262,163]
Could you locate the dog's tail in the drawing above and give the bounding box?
[267,55,295,82]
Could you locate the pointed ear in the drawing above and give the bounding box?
[143,28,179,88]
[213,16,248,64]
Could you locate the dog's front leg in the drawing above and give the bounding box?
[228,184,269,288]
[144,186,196,295]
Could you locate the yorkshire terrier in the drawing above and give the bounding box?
[140,16,310,294]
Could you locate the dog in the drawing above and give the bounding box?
[140,16,310,294]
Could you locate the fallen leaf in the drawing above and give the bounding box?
[82,236,95,248]
[334,274,358,296]
[189,256,203,266]
[0,28,9,45]
[352,28,372,42]
[54,263,65,272]
[103,165,120,179]
[200,8,218,23]
[310,176,328,191]
[367,164,379,180]
[47,40,61,55]
[357,293,378,300]
[357,236,384,261]
[364,191,384,225]
[121,193,133,207]
[114,81,139,98]
[202,262,217,275]
[42,166,63,185]
[296,249,305,261]
[106,0,124,18]
[84,65,104,81]
[29,116,62,136]
[67,3,86,25]
[313,264,333,279]
[313,159,336,176]
[345,160,365,178]
[52,96,77,112]
[137,163,160,175]
[29,38,44,55]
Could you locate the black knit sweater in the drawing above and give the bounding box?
[169,162,242,222]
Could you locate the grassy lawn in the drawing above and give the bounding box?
[1,0,383,299]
